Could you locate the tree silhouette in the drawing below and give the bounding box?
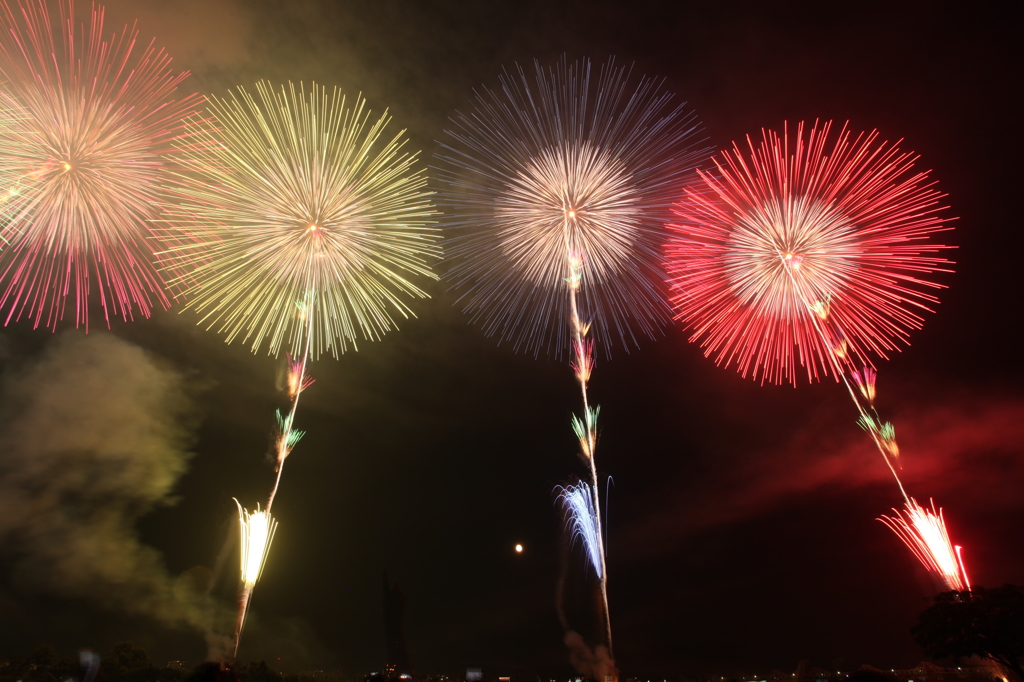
[913,585,1024,680]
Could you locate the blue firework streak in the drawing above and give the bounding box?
[557,481,603,579]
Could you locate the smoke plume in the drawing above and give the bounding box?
[0,332,211,630]
[563,630,618,682]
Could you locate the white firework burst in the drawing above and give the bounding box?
[436,56,708,356]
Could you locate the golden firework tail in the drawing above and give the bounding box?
[233,500,278,660]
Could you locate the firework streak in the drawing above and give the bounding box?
[0,0,202,329]
[880,499,971,591]
[567,254,612,651]
[557,481,603,578]
[665,121,968,590]
[437,57,709,658]
[233,500,278,658]
[158,81,438,657]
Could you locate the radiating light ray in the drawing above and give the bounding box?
[665,120,954,386]
[880,498,971,591]
[0,0,203,330]
[437,56,708,357]
[557,481,603,578]
[157,81,440,359]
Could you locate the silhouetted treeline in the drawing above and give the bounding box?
[0,643,351,682]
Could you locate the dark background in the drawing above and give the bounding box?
[1,0,1022,678]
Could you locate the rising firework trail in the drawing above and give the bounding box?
[233,499,278,659]
[158,81,438,657]
[266,293,314,511]
[665,120,966,587]
[437,56,708,661]
[0,0,202,330]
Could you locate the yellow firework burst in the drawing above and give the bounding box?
[158,81,439,357]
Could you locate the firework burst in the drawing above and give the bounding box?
[665,120,953,385]
[437,58,705,665]
[437,56,708,355]
[158,80,439,359]
[0,0,203,330]
[665,120,969,591]
[158,82,438,659]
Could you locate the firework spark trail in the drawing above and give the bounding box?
[266,294,314,512]
[565,254,612,653]
[557,481,603,578]
[230,298,311,660]
[0,0,203,330]
[437,58,707,663]
[286,350,315,400]
[774,250,910,500]
[790,236,971,591]
[665,120,969,587]
[157,81,438,659]
[233,499,278,660]
[879,499,971,591]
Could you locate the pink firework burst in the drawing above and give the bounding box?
[664,120,954,385]
[0,0,203,330]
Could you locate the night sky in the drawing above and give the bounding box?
[1,0,1022,678]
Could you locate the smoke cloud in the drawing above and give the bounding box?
[563,630,618,682]
[100,0,256,76]
[0,332,212,630]
[618,387,1024,562]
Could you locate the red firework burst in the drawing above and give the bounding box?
[664,120,954,385]
[0,0,203,330]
